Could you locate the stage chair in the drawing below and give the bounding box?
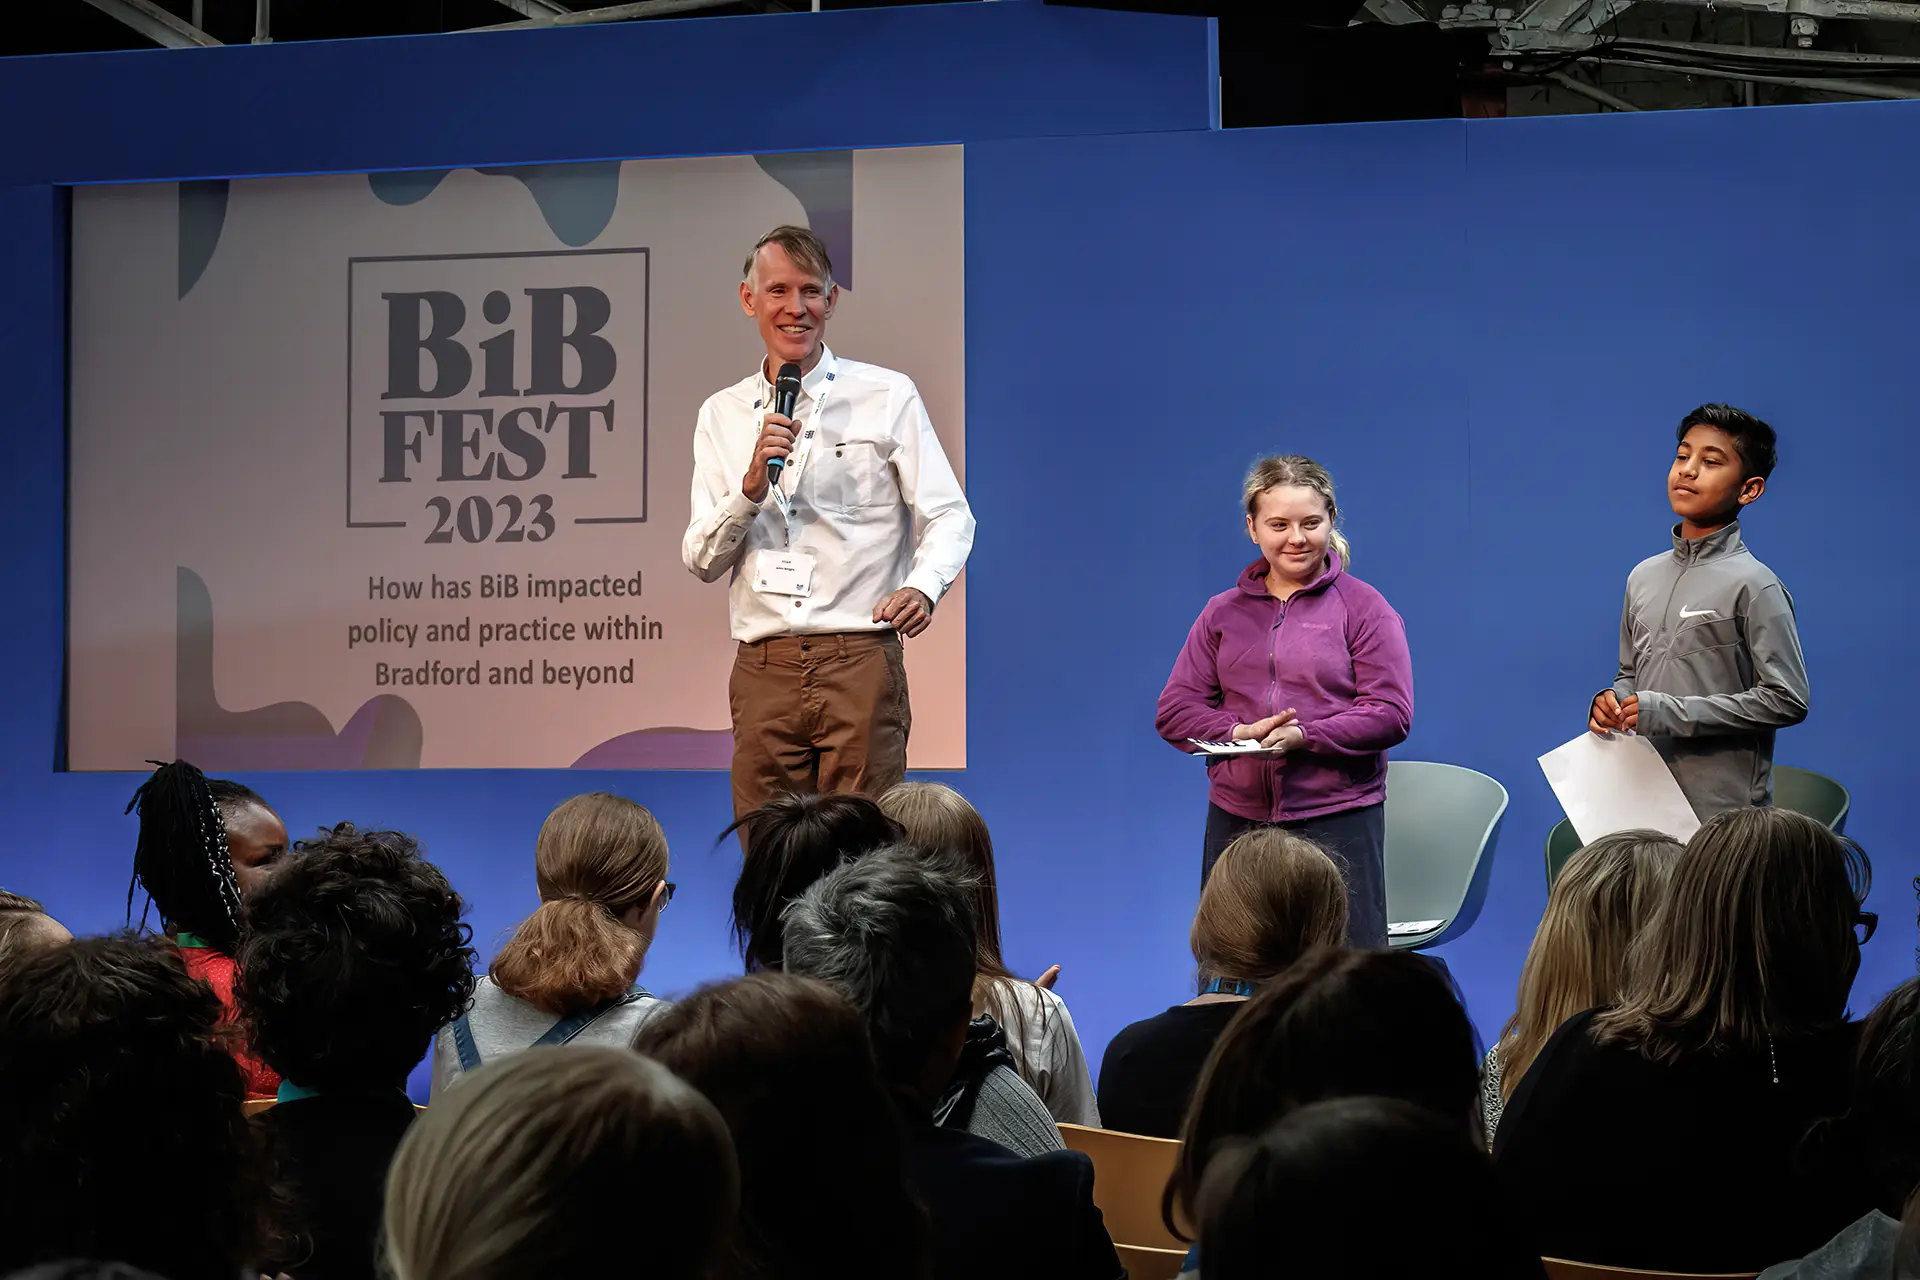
[1775,765,1850,834]
[1544,818,1583,887]
[1545,764,1851,887]
[1114,1243,1185,1280]
[1382,761,1509,950]
[1542,1259,1758,1280]
[1057,1123,1184,1251]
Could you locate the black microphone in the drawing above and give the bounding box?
[768,362,803,490]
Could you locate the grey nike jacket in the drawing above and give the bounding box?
[1612,521,1810,821]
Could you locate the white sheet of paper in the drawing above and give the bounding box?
[1189,739,1282,756]
[1538,732,1701,845]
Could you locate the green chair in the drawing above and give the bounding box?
[1544,765,1850,886]
[1775,765,1850,834]
[1383,761,1510,951]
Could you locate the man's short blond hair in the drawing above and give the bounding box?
[743,225,835,288]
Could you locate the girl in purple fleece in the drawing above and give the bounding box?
[1156,456,1414,947]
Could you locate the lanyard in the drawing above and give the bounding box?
[757,353,839,547]
[1201,976,1257,997]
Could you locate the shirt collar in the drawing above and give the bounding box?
[1670,519,1745,564]
[757,346,836,403]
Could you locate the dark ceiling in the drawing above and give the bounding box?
[0,0,942,57]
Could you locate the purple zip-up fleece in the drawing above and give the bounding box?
[1156,553,1414,824]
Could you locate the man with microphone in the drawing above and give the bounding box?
[683,225,975,822]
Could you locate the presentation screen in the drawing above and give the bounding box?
[66,146,967,771]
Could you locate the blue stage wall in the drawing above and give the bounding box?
[4,3,1917,1098]
[0,3,1217,183]
[966,99,1920,1062]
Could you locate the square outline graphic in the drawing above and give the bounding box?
[345,246,652,529]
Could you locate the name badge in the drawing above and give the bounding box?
[752,550,817,598]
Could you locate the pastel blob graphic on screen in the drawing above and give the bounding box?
[175,568,424,770]
[366,164,623,248]
[176,180,229,299]
[753,152,854,289]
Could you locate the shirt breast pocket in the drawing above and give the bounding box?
[811,440,894,513]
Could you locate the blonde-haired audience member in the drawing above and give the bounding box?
[432,793,673,1094]
[880,781,1100,1126]
[1482,829,1681,1140]
[0,891,69,970]
[1097,828,1348,1137]
[385,1047,736,1280]
[1496,807,1869,1272]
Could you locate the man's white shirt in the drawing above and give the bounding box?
[682,347,975,643]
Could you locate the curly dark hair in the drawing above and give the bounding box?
[0,934,263,1277]
[236,823,476,1092]
[722,792,903,972]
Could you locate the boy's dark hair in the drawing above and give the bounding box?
[723,792,903,972]
[1678,403,1777,481]
[0,935,262,1278]
[125,759,272,954]
[236,823,475,1091]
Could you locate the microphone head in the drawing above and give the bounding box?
[776,362,803,392]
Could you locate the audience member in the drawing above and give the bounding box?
[0,889,70,968]
[1196,1097,1546,1280]
[783,847,1123,1280]
[433,793,672,1093]
[1483,829,1681,1139]
[1762,975,1920,1279]
[0,935,262,1279]
[635,972,931,1280]
[727,790,901,971]
[1495,807,1869,1272]
[1168,946,1482,1243]
[1101,828,1348,1137]
[236,824,475,1280]
[126,758,290,1096]
[383,1046,737,1280]
[781,840,1063,1156]
[881,781,1100,1126]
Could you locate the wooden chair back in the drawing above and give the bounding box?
[1543,1259,1759,1280]
[1057,1122,1184,1251]
[1114,1243,1185,1280]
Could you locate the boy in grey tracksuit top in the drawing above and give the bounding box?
[1589,405,1809,821]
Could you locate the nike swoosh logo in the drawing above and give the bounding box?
[1679,607,1717,619]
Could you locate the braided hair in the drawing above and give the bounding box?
[125,760,260,955]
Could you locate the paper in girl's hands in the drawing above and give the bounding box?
[1189,739,1284,756]
[1538,731,1700,845]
